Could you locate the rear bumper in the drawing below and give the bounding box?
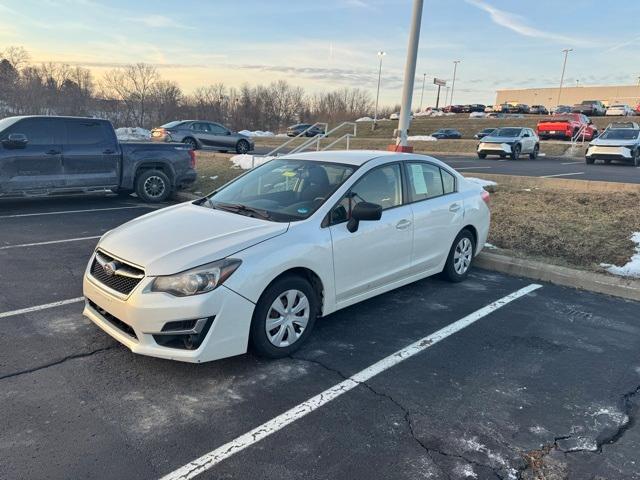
[538,131,572,139]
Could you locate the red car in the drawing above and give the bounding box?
[536,113,598,141]
[635,104,640,115]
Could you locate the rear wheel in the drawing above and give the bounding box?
[510,143,521,160]
[441,230,475,283]
[183,137,198,150]
[236,139,250,154]
[135,169,171,203]
[250,275,319,358]
[529,144,539,160]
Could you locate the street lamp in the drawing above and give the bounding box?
[449,60,460,107]
[372,51,386,130]
[419,72,427,112]
[557,48,573,106]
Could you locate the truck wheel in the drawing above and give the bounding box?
[236,139,250,154]
[529,144,539,160]
[135,170,171,203]
[510,144,521,160]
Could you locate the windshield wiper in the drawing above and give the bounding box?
[213,202,272,220]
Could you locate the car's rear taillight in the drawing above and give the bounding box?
[481,190,490,207]
[189,149,196,169]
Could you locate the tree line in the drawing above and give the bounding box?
[0,46,391,132]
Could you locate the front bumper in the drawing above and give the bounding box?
[83,263,256,363]
[477,142,512,154]
[586,145,633,161]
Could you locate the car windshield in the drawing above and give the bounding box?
[161,121,184,128]
[490,128,522,137]
[599,129,640,140]
[201,159,355,222]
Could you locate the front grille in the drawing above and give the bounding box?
[90,251,144,295]
[88,299,138,340]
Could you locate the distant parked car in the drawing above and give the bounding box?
[572,100,606,116]
[151,120,254,154]
[530,105,549,115]
[474,128,496,139]
[586,126,640,166]
[287,123,326,137]
[493,103,510,113]
[484,105,494,113]
[509,104,530,114]
[605,104,634,116]
[431,129,462,139]
[553,105,572,114]
[389,112,400,120]
[635,104,640,115]
[443,105,464,113]
[477,127,540,160]
[468,104,486,113]
[536,113,598,141]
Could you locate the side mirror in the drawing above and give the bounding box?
[226,130,231,135]
[347,201,382,233]
[523,133,530,137]
[2,133,28,149]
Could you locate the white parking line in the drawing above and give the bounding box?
[160,283,542,480]
[541,172,585,178]
[454,166,492,170]
[561,161,583,165]
[0,236,101,250]
[0,297,84,319]
[0,205,153,219]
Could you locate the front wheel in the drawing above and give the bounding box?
[585,157,595,165]
[510,144,521,160]
[529,144,539,160]
[441,230,475,283]
[633,150,640,167]
[478,152,487,159]
[135,169,171,203]
[250,275,319,358]
[236,139,250,154]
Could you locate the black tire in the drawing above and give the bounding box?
[585,157,595,165]
[236,139,250,154]
[183,137,198,150]
[510,143,521,160]
[441,230,475,283]
[219,150,228,153]
[632,149,640,167]
[478,153,487,159]
[250,275,319,358]
[604,159,612,165]
[529,144,539,160]
[135,169,171,203]
[499,154,507,159]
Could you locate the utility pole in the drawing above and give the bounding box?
[557,48,573,106]
[372,51,386,131]
[444,86,450,106]
[419,72,426,112]
[391,0,424,151]
[449,60,460,107]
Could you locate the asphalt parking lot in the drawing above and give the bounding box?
[1,195,640,480]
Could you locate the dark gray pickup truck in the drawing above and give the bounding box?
[0,116,196,203]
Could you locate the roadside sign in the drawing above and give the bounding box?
[433,78,446,86]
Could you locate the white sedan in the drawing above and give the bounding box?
[606,104,634,116]
[83,151,491,362]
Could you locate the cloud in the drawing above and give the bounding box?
[605,34,640,52]
[465,0,593,47]
[126,14,191,29]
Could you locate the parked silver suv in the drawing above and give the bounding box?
[477,127,540,160]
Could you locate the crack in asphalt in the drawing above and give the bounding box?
[0,345,117,381]
[291,354,506,479]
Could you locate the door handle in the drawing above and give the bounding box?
[449,203,461,212]
[396,219,412,230]
[103,149,116,154]
[45,149,61,155]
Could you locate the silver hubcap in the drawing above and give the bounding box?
[238,141,248,153]
[266,289,310,348]
[143,176,166,198]
[453,237,473,275]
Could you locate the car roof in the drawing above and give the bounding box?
[280,149,403,166]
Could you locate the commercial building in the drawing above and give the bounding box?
[495,85,640,109]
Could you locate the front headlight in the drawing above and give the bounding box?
[151,259,241,297]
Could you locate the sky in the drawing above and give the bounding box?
[1,0,639,107]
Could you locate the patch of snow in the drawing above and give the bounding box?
[230,154,274,170]
[453,463,477,479]
[600,232,640,278]
[484,242,498,250]
[465,177,498,188]
[407,135,438,141]
[469,112,486,118]
[115,127,151,141]
[238,130,275,137]
[355,116,373,122]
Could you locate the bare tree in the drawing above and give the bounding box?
[1,46,30,71]
[101,63,159,126]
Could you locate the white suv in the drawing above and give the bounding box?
[477,127,540,160]
[83,151,491,363]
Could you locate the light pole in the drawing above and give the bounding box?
[444,86,450,106]
[449,60,460,107]
[372,51,386,130]
[576,79,579,87]
[394,0,424,150]
[557,48,573,106]
[419,72,426,112]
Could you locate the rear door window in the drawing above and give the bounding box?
[66,120,108,145]
[406,162,456,202]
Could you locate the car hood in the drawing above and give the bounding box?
[481,136,519,143]
[590,137,639,147]
[97,202,289,276]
